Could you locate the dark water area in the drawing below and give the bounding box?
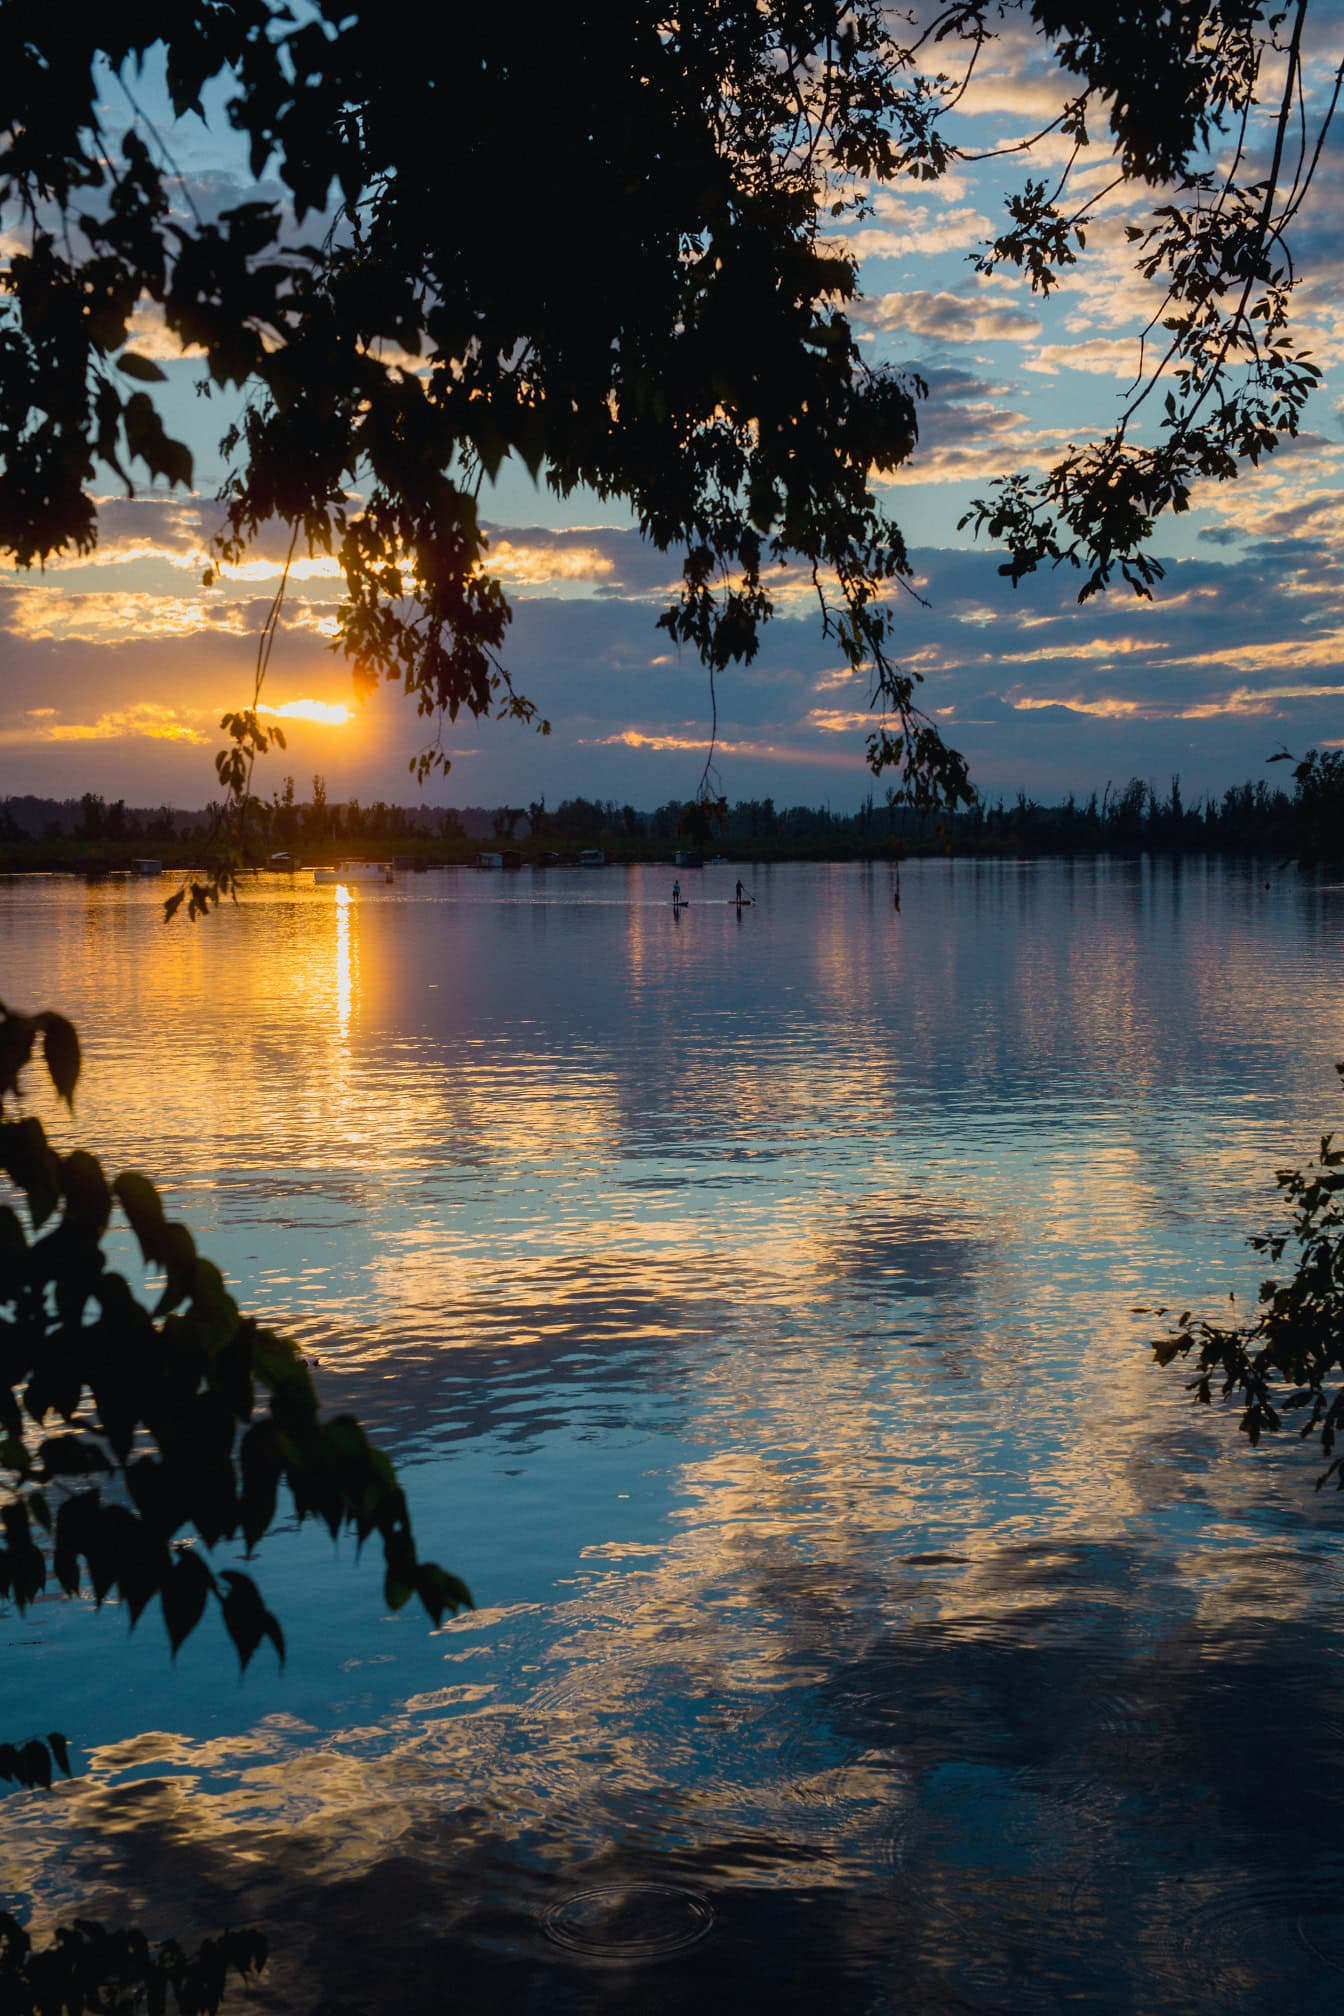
[3,857,1344,2011]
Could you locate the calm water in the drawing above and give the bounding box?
[3,858,1344,2012]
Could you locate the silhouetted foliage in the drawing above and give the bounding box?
[2,760,1329,868]
[1273,746,1344,867]
[0,1001,470,2006]
[0,1004,469,1670]
[1152,1065,1344,1482]
[3,5,1335,821]
[0,1913,268,2016]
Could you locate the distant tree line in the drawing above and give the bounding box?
[507,762,1338,862]
[0,794,190,845]
[4,755,1341,866]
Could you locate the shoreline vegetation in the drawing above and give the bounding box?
[0,769,1338,873]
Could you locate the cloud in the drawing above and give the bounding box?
[0,701,210,746]
[6,505,1344,810]
[1022,336,1147,379]
[953,22,1077,124]
[489,537,616,590]
[823,207,994,263]
[859,288,1042,345]
[260,698,353,726]
[872,361,1072,485]
[0,588,255,643]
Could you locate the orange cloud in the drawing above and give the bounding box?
[1,589,252,643]
[489,540,616,587]
[0,702,210,745]
[260,699,353,726]
[582,729,864,769]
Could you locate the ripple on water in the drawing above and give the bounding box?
[1297,1910,1344,1974]
[541,1883,714,1962]
[1117,1865,1344,2003]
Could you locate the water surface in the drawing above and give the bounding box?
[2,858,1343,2012]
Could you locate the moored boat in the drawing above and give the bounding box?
[313,862,394,884]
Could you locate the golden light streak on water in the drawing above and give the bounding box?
[334,883,355,1037]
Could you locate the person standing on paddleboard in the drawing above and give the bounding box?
[673,878,681,905]
[735,879,744,904]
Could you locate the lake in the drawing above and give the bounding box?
[3,857,1344,2013]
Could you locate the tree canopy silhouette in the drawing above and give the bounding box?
[0,1001,470,1776]
[1,2,1336,803]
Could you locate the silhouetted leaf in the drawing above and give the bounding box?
[162,1550,215,1654]
[416,1561,474,1624]
[18,1739,50,1789]
[113,1171,168,1263]
[116,351,168,382]
[38,1013,80,1107]
[60,1149,111,1234]
[0,1202,25,1273]
[38,1436,110,1477]
[219,1570,284,1669]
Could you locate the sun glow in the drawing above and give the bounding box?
[261,699,353,726]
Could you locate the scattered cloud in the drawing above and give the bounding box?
[0,702,210,746]
[860,288,1042,345]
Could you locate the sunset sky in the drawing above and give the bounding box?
[5,20,1344,813]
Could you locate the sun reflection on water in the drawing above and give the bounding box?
[334,883,355,1036]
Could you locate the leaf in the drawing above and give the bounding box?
[113,1171,168,1263]
[0,1204,26,1273]
[0,1116,61,1229]
[60,1149,111,1234]
[46,1732,71,1777]
[161,1550,215,1655]
[0,1438,29,1479]
[37,1014,80,1107]
[122,393,193,489]
[415,1561,474,1625]
[219,1570,284,1669]
[38,1436,111,1477]
[239,1421,281,1551]
[116,351,168,382]
[18,1740,51,1790]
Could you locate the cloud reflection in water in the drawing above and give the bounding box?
[3,861,1344,2010]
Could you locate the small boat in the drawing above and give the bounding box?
[270,851,298,869]
[314,861,394,884]
[130,858,163,877]
[578,849,605,867]
[674,850,703,868]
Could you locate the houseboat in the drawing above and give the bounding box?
[313,862,394,884]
